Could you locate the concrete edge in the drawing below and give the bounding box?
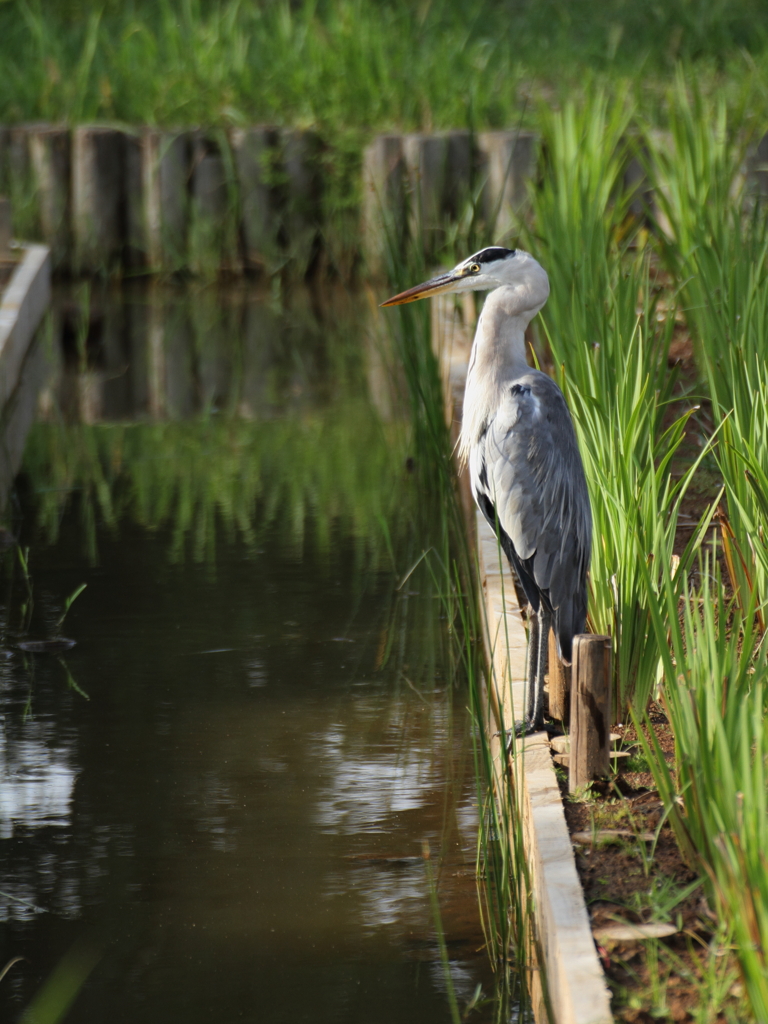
[477,516,613,1024]
[0,244,52,411]
[431,293,613,1024]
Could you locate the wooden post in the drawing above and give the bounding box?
[190,134,232,274]
[444,129,472,221]
[7,126,37,240]
[403,133,449,260]
[0,197,11,259]
[476,130,536,238]
[361,134,405,277]
[141,130,191,271]
[27,126,71,269]
[71,126,126,274]
[231,126,280,269]
[0,128,10,194]
[193,141,228,217]
[123,130,145,270]
[8,127,30,182]
[748,132,768,198]
[547,628,569,723]
[282,128,322,266]
[568,634,612,794]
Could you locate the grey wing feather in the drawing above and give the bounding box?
[471,371,592,662]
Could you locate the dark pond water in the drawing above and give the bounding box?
[0,284,498,1023]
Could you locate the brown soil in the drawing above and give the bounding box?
[557,708,746,1021]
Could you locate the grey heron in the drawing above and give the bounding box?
[382,247,592,732]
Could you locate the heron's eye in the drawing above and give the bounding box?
[469,263,480,274]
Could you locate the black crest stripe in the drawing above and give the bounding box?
[473,247,516,264]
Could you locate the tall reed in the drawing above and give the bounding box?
[635,555,768,1018]
[646,83,768,618]
[528,93,710,714]
[632,86,768,1018]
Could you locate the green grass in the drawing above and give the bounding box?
[4,0,768,131]
[611,932,747,1023]
[329,73,768,1024]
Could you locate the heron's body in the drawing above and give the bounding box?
[383,247,592,731]
[461,281,591,667]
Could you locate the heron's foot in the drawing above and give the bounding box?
[512,718,538,739]
[542,723,565,739]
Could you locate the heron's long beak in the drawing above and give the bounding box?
[380,270,460,306]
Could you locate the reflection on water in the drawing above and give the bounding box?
[315,708,450,833]
[0,724,77,841]
[0,284,500,1022]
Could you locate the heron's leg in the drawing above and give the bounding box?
[531,606,551,730]
[524,606,539,725]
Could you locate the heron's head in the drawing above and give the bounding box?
[381,247,549,315]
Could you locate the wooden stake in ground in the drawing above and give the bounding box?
[0,197,10,259]
[443,130,472,222]
[231,126,280,269]
[190,134,232,274]
[28,126,71,270]
[361,134,406,277]
[72,127,126,275]
[139,130,192,272]
[476,130,536,238]
[569,634,611,794]
[547,627,569,723]
[403,133,449,262]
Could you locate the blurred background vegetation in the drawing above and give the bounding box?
[2,0,767,131]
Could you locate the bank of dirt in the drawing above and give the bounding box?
[557,708,747,1022]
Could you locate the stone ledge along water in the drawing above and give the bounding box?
[0,124,767,278]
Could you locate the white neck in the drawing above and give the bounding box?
[475,286,533,372]
[458,286,539,461]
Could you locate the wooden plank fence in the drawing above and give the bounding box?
[0,123,765,276]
